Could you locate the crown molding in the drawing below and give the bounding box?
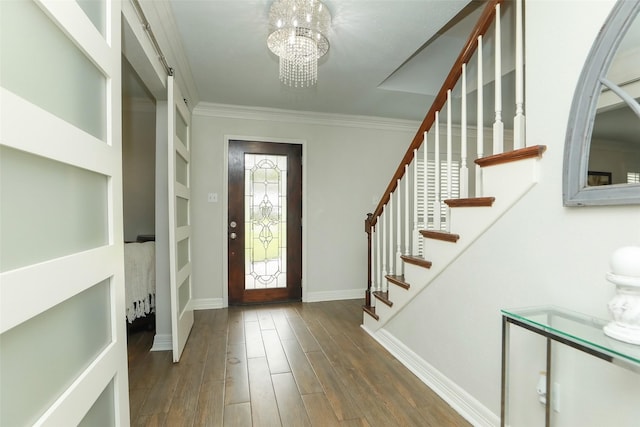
[193,102,421,132]
[193,102,507,139]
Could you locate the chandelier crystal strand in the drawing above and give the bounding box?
[267,0,331,88]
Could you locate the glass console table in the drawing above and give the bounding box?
[501,306,640,427]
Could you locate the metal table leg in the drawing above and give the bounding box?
[546,337,552,427]
[501,316,510,427]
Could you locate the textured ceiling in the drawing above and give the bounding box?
[125,1,639,144]
[164,0,478,121]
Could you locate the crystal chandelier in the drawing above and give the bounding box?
[267,0,331,88]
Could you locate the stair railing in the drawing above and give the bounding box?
[364,0,525,309]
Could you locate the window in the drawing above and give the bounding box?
[418,159,460,229]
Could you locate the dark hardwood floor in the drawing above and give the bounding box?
[127,299,471,426]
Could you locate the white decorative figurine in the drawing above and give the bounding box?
[604,246,640,345]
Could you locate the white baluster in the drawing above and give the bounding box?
[388,197,394,277]
[376,221,381,294]
[404,165,410,257]
[461,63,469,198]
[371,223,376,297]
[381,208,387,291]
[514,0,525,149]
[446,89,453,232]
[493,3,504,154]
[412,148,419,255]
[476,35,484,197]
[395,182,402,274]
[434,113,441,231]
[423,131,428,235]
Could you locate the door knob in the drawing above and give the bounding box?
[230,221,237,228]
[230,232,237,240]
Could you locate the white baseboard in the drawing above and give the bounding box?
[304,288,365,303]
[190,298,225,310]
[150,333,172,352]
[187,292,363,306]
[362,326,499,427]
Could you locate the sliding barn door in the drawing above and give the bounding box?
[167,75,194,362]
[0,0,129,425]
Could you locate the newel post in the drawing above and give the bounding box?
[365,213,373,307]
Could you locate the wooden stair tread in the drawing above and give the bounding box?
[373,291,393,307]
[362,305,379,320]
[420,230,460,243]
[444,197,495,207]
[400,255,432,269]
[386,274,410,290]
[474,145,547,168]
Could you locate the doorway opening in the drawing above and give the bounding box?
[122,57,157,333]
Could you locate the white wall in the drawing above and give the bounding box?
[385,1,640,426]
[188,105,417,305]
[122,98,156,242]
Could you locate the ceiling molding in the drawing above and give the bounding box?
[193,102,421,132]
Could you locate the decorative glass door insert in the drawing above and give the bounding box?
[245,154,288,289]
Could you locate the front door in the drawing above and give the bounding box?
[228,140,302,304]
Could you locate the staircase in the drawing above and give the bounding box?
[363,145,546,331]
[361,0,545,331]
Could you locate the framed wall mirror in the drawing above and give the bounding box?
[563,0,640,206]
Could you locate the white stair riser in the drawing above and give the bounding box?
[422,240,459,267]
[387,284,413,307]
[403,262,431,286]
[363,312,379,331]
[375,301,393,322]
[482,157,539,200]
[446,208,498,242]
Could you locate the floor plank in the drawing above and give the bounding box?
[285,314,322,353]
[247,357,282,427]
[261,329,291,374]
[223,402,252,427]
[280,338,324,395]
[301,393,341,427]
[224,342,250,405]
[271,308,297,341]
[271,372,311,427]
[244,319,266,359]
[305,350,364,421]
[128,299,471,427]
[193,380,225,427]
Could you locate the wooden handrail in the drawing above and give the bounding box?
[369,0,503,228]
